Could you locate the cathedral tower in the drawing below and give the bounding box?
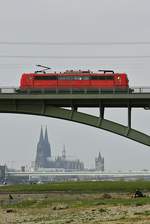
[35,126,51,170]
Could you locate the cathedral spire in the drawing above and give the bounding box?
[45,126,49,142]
[39,126,44,142]
[98,152,102,160]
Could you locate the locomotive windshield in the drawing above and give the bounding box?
[34,76,57,80]
[91,76,114,80]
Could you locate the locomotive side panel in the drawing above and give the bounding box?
[33,75,57,88]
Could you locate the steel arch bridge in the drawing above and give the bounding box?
[0,87,150,146]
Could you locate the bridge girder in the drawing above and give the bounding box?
[0,101,149,146]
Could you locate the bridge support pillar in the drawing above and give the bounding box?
[100,106,105,119]
[71,106,78,112]
[128,105,131,129]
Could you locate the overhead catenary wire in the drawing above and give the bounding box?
[1,55,150,59]
[1,41,150,46]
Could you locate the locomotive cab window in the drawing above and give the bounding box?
[34,76,57,80]
[91,76,114,80]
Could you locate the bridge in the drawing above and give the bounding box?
[0,87,149,146]
[7,170,150,181]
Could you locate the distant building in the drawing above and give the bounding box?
[95,152,104,171]
[0,165,7,182]
[21,166,25,172]
[35,127,84,171]
[49,145,84,170]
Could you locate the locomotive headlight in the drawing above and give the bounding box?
[117,76,121,80]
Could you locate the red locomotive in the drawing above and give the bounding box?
[20,69,129,91]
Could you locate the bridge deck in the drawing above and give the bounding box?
[0,92,149,108]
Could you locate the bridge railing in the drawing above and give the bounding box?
[132,87,150,93]
[0,87,150,94]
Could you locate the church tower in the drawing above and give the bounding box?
[44,126,51,158]
[35,126,52,170]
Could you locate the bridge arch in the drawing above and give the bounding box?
[0,105,149,146]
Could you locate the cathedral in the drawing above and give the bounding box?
[35,127,84,171]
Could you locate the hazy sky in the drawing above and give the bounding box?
[0,0,150,171]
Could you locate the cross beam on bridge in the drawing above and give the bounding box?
[0,87,149,146]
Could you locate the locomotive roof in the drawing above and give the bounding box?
[23,70,126,76]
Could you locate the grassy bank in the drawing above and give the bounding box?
[0,180,150,193]
[1,195,150,209]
